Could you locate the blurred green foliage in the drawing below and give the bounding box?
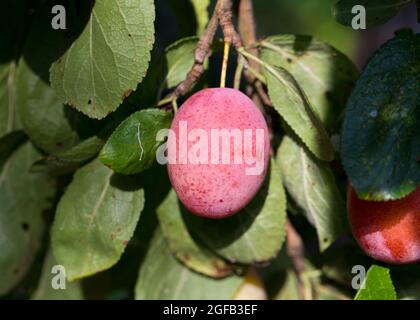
[254,0,358,56]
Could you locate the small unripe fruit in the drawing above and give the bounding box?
[167,88,270,218]
[347,185,420,264]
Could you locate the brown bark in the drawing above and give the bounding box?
[172,10,219,99]
[238,0,271,106]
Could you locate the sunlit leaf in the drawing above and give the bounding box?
[135,229,243,300]
[50,0,155,119]
[99,109,172,175]
[0,142,54,295]
[260,55,334,161]
[157,189,234,278]
[355,265,397,300]
[52,159,144,280]
[261,35,357,131]
[190,0,210,33]
[185,159,287,264]
[32,250,83,300]
[278,136,347,251]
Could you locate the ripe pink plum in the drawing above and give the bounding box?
[167,88,270,218]
[348,186,420,264]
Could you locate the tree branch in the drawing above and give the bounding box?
[238,0,271,106]
[171,10,219,99]
[216,0,243,49]
[238,0,258,102]
[170,0,272,109]
[238,0,257,63]
[286,219,307,300]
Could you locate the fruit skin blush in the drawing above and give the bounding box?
[167,88,270,218]
[347,186,420,264]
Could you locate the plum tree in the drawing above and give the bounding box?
[347,186,420,264]
[5,0,417,301]
[167,88,270,218]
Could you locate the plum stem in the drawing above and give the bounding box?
[171,0,241,100]
[156,96,174,107]
[220,42,230,88]
[168,0,272,108]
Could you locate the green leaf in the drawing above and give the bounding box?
[341,31,420,200]
[260,57,334,161]
[163,37,198,90]
[0,142,55,295]
[157,189,234,278]
[32,250,83,300]
[99,109,172,175]
[16,57,99,155]
[190,0,210,33]
[0,131,26,171]
[15,2,105,155]
[0,62,21,138]
[333,0,412,28]
[0,0,31,138]
[135,229,243,300]
[125,37,199,108]
[50,0,155,119]
[355,265,397,300]
[30,120,119,175]
[51,159,145,281]
[260,35,358,131]
[278,136,347,251]
[185,159,287,264]
[31,134,106,175]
